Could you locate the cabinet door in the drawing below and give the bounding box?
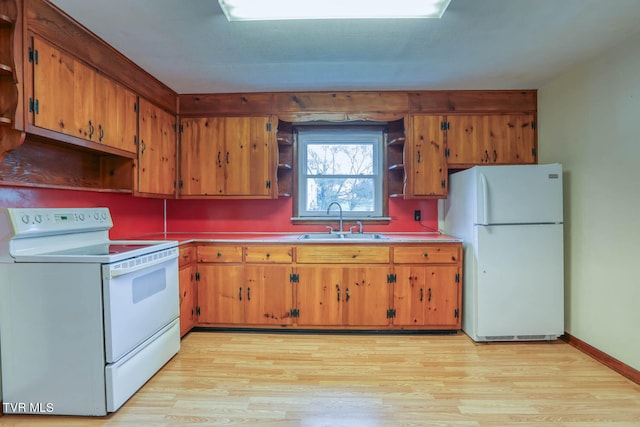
[94,74,138,153]
[224,116,274,197]
[489,114,537,164]
[244,265,293,325]
[393,266,426,326]
[394,265,459,327]
[71,60,95,141]
[197,265,244,324]
[446,115,488,165]
[179,265,196,336]
[137,98,176,196]
[32,38,79,136]
[297,266,344,326]
[180,117,225,195]
[424,266,459,326]
[447,115,537,166]
[343,266,390,326]
[408,115,447,197]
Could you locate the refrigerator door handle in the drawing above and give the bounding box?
[479,173,489,225]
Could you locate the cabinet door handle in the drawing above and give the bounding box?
[140,141,146,154]
[336,285,340,302]
[88,120,94,139]
[420,288,423,302]
[226,151,230,164]
[247,287,251,301]
[493,149,497,162]
[417,150,421,163]
[345,288,350,302]
[239,287,242,301]
[484,150,489,162]
[428,287,432,302]
[98,124,104,142]
[217,151,222,166]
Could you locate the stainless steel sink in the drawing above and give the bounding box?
[297,233,388,241]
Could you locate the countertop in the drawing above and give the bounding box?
[132,232,462,244]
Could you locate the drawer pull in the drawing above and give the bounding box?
[423,252,428,257]
[217,252,222,257]
[266,253,270,258]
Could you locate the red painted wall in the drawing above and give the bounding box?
[166,197,439,233]
[0,187,439,238]
[0,187,164,239]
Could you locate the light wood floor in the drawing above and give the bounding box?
[2,331,640,426]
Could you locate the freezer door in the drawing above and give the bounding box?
[475,164,563,225]
[474,223,564,339]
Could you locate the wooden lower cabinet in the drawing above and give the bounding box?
[244,265,294,325]
[393,265,460,328]
[196,244,295,327]
[297,266,390,327]
[198,264,245,324]
[194,242,462,331]
[178,264,197,336]
[178,245,197,336]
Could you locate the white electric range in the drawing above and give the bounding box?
[0,207,180,416]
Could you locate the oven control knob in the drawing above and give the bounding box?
[94,212,100,220]
[101,212,107,220]
[78,213,85,221]
[34,215,43,223]
[21,214,30,224]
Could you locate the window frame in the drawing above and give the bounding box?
[294,125,387,221]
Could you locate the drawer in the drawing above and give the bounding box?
[197,245,243,263]
[178,245,195,268]
[296,245,390,264]
[245,246,293,263]
[393,245,460,264]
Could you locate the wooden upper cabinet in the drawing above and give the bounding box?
[406,114,447,198]
[137,98,176,196]
[93,73,138,153]
[179,116,277,198]
[32,37,77,136]
[446,114,537,167]
[31,37,138,154]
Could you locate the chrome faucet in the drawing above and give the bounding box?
[326,201,343,233]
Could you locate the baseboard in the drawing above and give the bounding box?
[561,333,640,385]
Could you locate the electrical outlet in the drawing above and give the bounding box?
[414,210,421,221]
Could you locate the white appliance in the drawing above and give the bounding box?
[444,164,564,342]
[0,207,180,416]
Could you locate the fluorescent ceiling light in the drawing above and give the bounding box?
[218,0,452,21]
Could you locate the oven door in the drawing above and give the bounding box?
[102,247,179,363]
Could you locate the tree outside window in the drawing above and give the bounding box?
[297,127,383,218]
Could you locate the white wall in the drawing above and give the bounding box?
[538,31,640,371]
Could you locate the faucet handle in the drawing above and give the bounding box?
[325,225,335,234]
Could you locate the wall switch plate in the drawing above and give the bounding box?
[414,210,421,221]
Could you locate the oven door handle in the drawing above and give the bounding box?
[104,251,178,279]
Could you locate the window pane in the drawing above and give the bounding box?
[306,144,374,175]
[306,178,375,212]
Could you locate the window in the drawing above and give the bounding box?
[296,126,384,218]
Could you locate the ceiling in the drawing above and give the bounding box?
[49,0,640,94]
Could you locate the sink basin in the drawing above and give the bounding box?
[298,233,388,241]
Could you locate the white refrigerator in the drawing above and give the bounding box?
[444,163,564,342]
